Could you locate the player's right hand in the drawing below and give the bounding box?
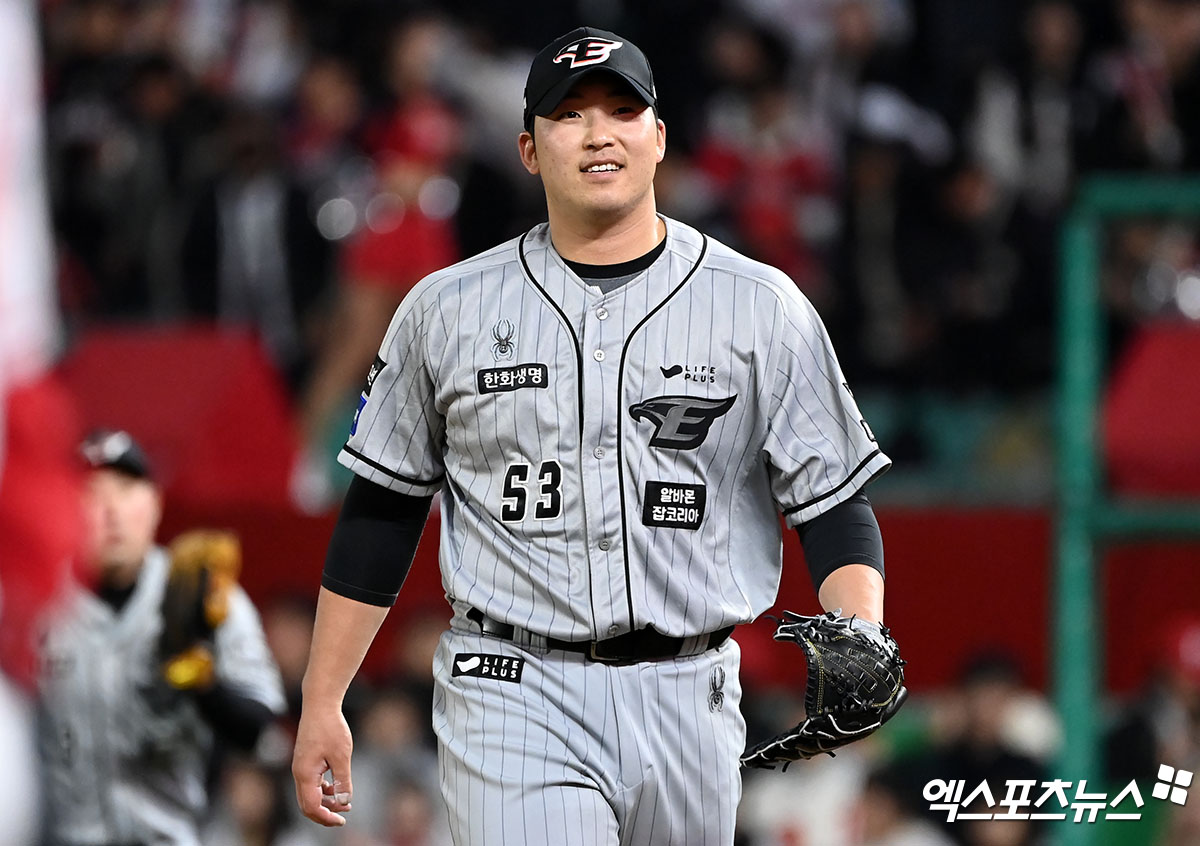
[292,703,354,826]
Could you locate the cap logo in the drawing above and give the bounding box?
[552,37,623,68]
[83,430,134,466]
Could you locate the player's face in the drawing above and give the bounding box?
[82,468,162,585]
[519,77,666,226]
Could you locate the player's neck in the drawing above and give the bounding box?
[548,202,665,266]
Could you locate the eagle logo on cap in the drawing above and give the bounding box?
[553,37,623,68]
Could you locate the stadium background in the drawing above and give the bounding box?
[3,0,1200,843]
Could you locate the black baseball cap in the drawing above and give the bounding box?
[80,429,153,479]
[523,27,657,131]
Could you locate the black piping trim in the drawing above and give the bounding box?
[518,232,585,447]
[782,449,884,517]
[517,230,597,632]
[615,234,710,630]
[341,445,444,487]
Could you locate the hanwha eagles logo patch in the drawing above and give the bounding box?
[552,37,624,68]
[629,395,738,450]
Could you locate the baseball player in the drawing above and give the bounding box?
[293,27,897,846]
[38,430,287,846]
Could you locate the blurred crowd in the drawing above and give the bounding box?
[40,0,1200,506]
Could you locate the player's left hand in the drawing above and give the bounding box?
[741,610,907,769]
[292,702,354,827]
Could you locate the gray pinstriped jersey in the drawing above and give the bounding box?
[340,216,889,642]
[37,548,286,846]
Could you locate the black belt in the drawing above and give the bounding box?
[467,608,734,665]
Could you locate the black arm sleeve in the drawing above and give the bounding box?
[321,475,434,606]
[795,490,884,591]
[194,682,276,751]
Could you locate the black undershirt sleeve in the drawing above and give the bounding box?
[321,475,434,607]
[194,683,277,751]
[795,490,884,591]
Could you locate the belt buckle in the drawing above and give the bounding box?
[587,639,627,665]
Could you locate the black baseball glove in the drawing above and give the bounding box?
[159,530,242,691]
[741,610,907,769]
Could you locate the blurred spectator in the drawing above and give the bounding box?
[732,0,912,63]
[967,0,1090,214]
[854,761,956,846]
[917,652,1054,845]
[285,55,368,195]
[696,17,839,302]
[225,0,308,106]
[180,105,333,389]
[1107,616,1200,782]
[291,15,461,511]
[739,728,876,845]
[121,53,225,314]
[893,157,1028,391]
[1084,0,1200,171]
[962,0,1095,388]
[345,684,445,843]
[204,754,321,846]
[830,134,930,389]
[804,0,936,172]
[262,592,319,727]
[374,776,455,846]
[45,0,155,318]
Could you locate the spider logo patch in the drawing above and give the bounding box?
[709,666,726,713]
[492,319,516,361]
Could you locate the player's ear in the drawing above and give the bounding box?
[148,483,164,533]
[655,118,666,163]
[518,129,539,175]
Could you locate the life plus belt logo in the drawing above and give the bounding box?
[452,653,525,683]
[553,38,623,68]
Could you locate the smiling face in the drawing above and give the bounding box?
[518,75,666,231]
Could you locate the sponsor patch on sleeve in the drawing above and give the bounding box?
[642,481,707,530]
[365,355,386,395]
[349,355,386,437]
[451,652,525,683]
[477,363,548,394]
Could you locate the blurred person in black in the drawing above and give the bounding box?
[963,0,1096,391]
[203,754,321,846]
[855,761,956,846]
[180,105,333,391]
[917,653,1048,846]
[1083,0,1200,171]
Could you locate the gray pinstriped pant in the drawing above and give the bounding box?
[433,629,745,845]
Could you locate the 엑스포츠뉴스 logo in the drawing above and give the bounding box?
[1154,764,1192,805]
[553,37,623,68]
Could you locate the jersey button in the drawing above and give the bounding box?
[596,307,609,320]
[598,539,611,551]
[607,625,620,636]
[593,349,606,362]
[593,446,605,459]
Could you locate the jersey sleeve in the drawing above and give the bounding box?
[762,288,891,527]
[337,289,446,495]
[213,587,287,715]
